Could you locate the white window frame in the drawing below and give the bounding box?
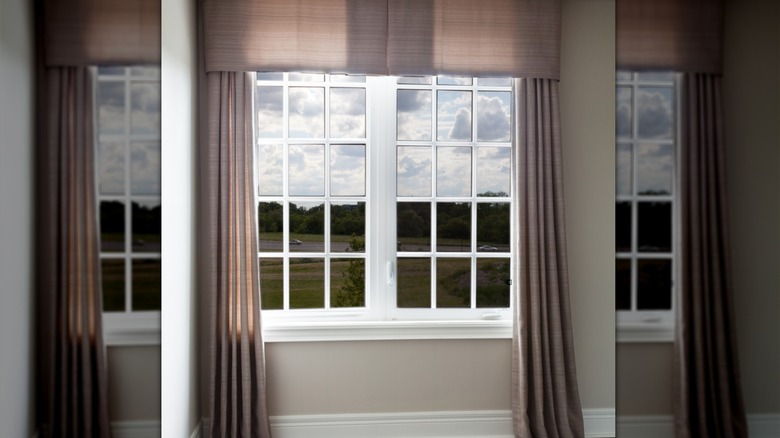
[615,71,681,343]
[95,66,162,346]
[257,75,515,342]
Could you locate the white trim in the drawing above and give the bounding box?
[262,319,512,342]
[264,409,614,438]
[103,312,161,346]
[615,322,674,343]
[616,414,780,438]
[111,420,161,438]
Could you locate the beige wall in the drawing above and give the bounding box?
[616,0,780,417]
[0,0,35,435]
[263,0,616,417]
[108,346,162,421]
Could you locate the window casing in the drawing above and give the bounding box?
[616,71,680,342]
[255,74,515,340]
[95,66,162,345]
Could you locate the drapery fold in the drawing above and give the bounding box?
[512,78,584,438]
[205,71,272,438]
[36,66,112,438]
[675,73,748,438]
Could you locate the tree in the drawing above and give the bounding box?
[333,234,365,307]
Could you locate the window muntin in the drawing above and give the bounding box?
[616,71,678,339]
[96,66,161,315]
[256,74,515,324]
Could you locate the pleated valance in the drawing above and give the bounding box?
[202,0,561,79]
[43,0,161,66]
[617,0,724,74]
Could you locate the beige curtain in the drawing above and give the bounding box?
[43,0,160,66]
[616,0,724,74]
[512,78,584,438]
[205,71,272,438]
[36,66,112,438]
[675,73,748,438]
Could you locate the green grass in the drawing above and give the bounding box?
[259,258,366,310]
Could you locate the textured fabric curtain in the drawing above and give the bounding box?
[388,0,561,79]
[43,0,160,66]
[205,71,272,438]
[616,0,724,74]
[512,78,584,438]
[675,73,748,438]
[36,66,112,438]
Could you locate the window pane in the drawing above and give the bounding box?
[437,147,472,197]
[260,258,283,310]
[476,259,510,308]
[637,72,674,82]
[397,202,431,252]
[397,89,432,141]
[616,71,632,81]
[330,144,365,196]
[397,76,431,85]
[437,202,471,252]
[132,201,160,252]
[257,86,284,138]
[130,142,161,195]
[616,86,632,138]
[102,259,125,311]
[132,259,160,311]
[616,143,632,196]
[99,66,125,76]
[329,74,365,83]
[437,91,472,141]
[289,258,324,308]
[637,259,672,310]
[477,202,509,252]
[637,87,674,139]
[329,88,366,139]
[397,146,432,197]
[130,83,161,135]
[129,66,160,78]
[98,82,125,135]
[288,87,324,138]
[476,147,510,196]
[637,143,672,196]
[437,76,472,85]
[436,258,471,308]
[99,140,125,195]
[397,258,431,308]
[478,78,511,87]
[289,144,325,196]
[257,144,283,196]
[288,73,324,82]
[331,258,365,307]
[100,201,125,252]
[616,258,631,310]
[258,202,284,252]
[289,202,324,252]
[638,202,671,252]
[616,201,632,252]
[257,72,283,81]
[331,202,365,253]
[477,92,511,142]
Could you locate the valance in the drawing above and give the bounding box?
[617,0,724,74]
[202,0,561,79]
[43,0,160,66]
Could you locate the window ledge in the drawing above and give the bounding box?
[262,319,513,343]
[103,312,161,346]
[617,323,674,343]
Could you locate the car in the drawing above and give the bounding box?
[289,239,302,245]
[478,245,498,251]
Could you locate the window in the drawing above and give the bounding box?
[255,74,515,338]
[95,66,161,345]
[615,71,679,342]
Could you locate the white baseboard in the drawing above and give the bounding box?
[266,409,615,438]
[111,420,161,438]
[617,413,780,438]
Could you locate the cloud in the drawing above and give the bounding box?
[477,93,510,141]
[289,144,324,195]
[397,89,431,112]
[98,82,125,135]
[476,147,510,195]
[616,87,632,138]
[616,144,632,196]
[289,87,324,138]
[437,91,472,141]
[257,144,283,195]
[131,83,161,135]
[257,87,284,138]
[130,142,161,195]
[637,143,672,195]
[448,108,472,141]
[397,147,432,197]
[330,145,365,196]
[637,88,673,139]
[99,141,124,194]
[437,147,471,197]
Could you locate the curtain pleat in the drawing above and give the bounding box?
[512,78,583,438]
[206,71,272,438]
[37,66,112,438]
[675,73,748,438]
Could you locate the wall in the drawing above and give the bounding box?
[0,0,35,435]
[260,0,616,418]
[108,346,162,421]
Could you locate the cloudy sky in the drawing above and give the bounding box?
[397,89,432,141]
[130,142,161,195]
[257,143,283,196]
[397,146,432,197]
[636,143,672,195]
[330,144,365,196]
[476,147,510,195]
[437,147,471,197]
[288,144,325,196]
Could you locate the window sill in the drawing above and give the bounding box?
[261,319,513,343]
[103,312,161,346]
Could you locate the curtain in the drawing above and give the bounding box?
[36,66,112,438]
[512,78,584,438]
[675,73,748,438]
[205,71,272,438]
